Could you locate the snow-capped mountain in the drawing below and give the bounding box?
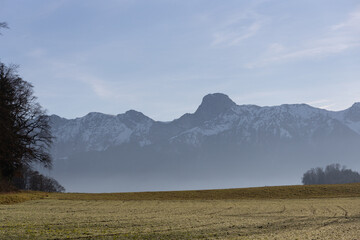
[49,93,360,192]
[50,93,360,156]
[51,110,154,157]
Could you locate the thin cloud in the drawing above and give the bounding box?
[247,44,356,68]
[247,7,360,68]
[318,104,336,109]
[306,99,335,110]
[331,7,360,30]
[233,90,290,104]
[307,99,331,105]
[26,48,47,58]
[36,0,69,17]
[77,75,116,99]
[42,58,125,101]
[211,12,266,46]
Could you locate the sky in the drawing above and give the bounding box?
[1,0,360,121]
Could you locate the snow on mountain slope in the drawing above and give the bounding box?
[50,110,154,157]
[50,93,360,156]
[169,101,340,145]
[329,102,360,134]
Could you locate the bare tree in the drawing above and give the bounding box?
[0,62,53,183]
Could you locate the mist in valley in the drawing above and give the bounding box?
[47,94,360,193]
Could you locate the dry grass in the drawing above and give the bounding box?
[50,183,360,201]
[1,184,360,239]
[0,191,48,204]
[1,197,360,239]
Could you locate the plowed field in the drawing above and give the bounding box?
[1,184,360,239]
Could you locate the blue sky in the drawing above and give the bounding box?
[1,0,360,121]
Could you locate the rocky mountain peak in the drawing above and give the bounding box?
[345,102,360,121]
[83,112,113,121]
[123,110,152,122]
[194,93,236,119]
[350,102,360,109]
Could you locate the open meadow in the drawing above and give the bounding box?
[1,184,360,239]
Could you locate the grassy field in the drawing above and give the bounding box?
[1,184,360,239]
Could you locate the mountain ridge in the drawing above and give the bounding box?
[48,93,360,192]
[50,93,360,157]
[50,94,359,124]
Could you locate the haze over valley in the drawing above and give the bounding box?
[48,93,360,192]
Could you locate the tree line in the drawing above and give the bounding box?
[0,22,64,192]
[302,163,360,185]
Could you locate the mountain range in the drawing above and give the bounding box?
[48,93,360,192]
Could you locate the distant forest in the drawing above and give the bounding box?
[302,164,360,185]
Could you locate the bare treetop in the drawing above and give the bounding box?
[0,22,9,35]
